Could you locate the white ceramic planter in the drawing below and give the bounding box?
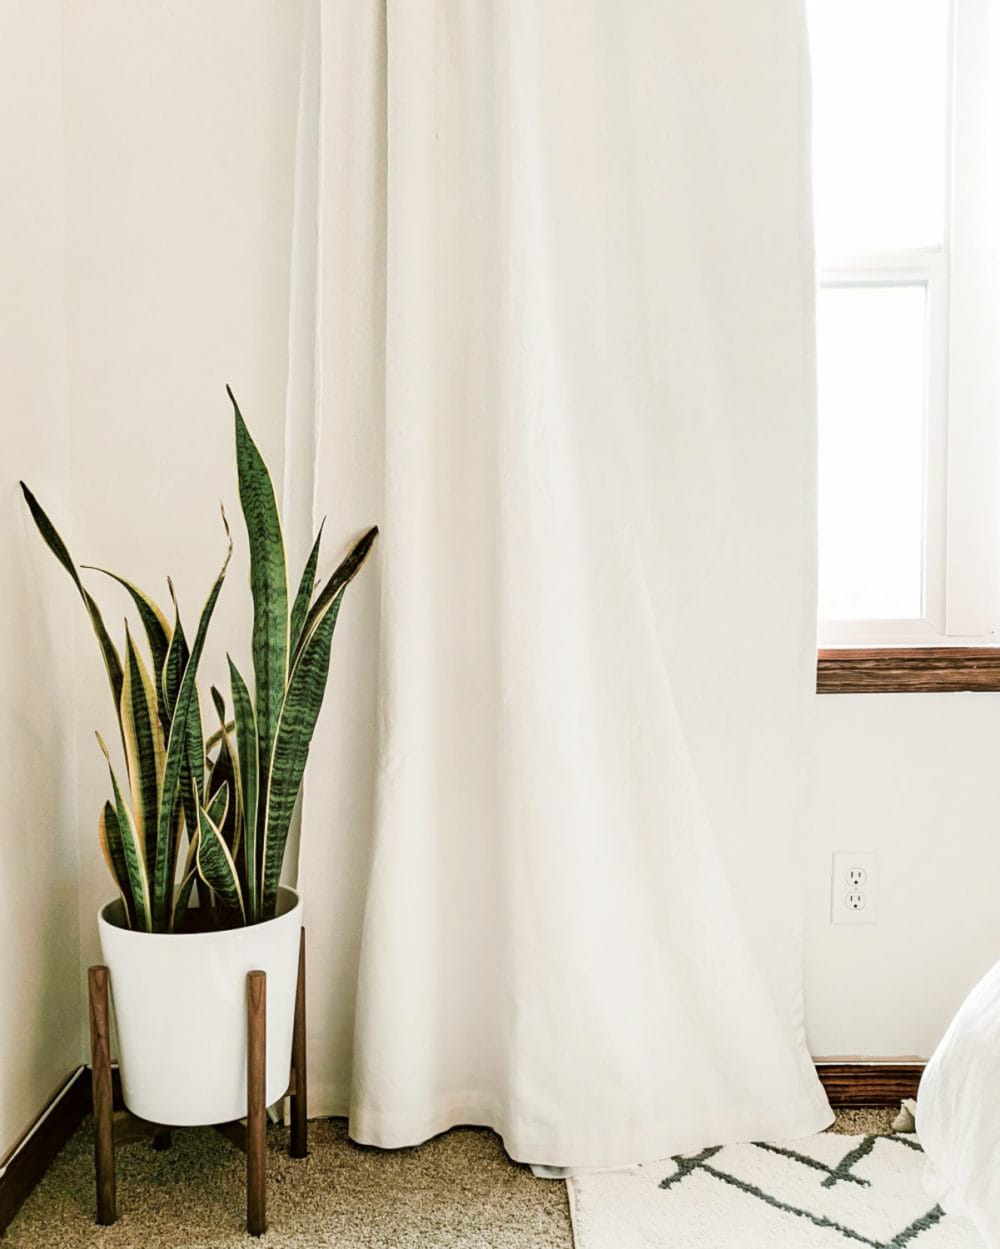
[97,886,302,1126]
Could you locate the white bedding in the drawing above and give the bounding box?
[919,957,1000,1247]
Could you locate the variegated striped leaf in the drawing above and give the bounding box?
[177,749,202,886]
[153,521,231,930]
[209,687,242,857]
[97,733,151,931]
[204,718,235,757]
[168,589,206,868]
[170,787,186,888]
[210,686,227,740]
[161,579,189,721]
[185,687,206,797]
[260,587,345,919]
[289,520,324,658]
[84,566,171,723]
[98,800,136,929]
[121,624,165,875]
[170,830,201,931]
[20,482,124,710]
[230,388,288,791]
[206,777,230,831]
[228,656,259,922]
[294,526,378,665]
[196,788,245,923]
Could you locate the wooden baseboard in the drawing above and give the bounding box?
[815,1061,925,1107]
[0,1067,90,1235]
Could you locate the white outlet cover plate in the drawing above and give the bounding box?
[831,851,878,925]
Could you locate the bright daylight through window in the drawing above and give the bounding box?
[809,0,1000,646]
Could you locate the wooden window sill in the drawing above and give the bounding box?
[817,647,1000,694]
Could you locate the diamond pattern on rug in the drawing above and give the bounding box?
[568,1134,985,1249]
[660,1137,940,1247]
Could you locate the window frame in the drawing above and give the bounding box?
[815,0,1000,680]
[817,252,950,645]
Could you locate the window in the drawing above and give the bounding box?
[809,0,1000,652]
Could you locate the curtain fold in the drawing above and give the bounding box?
[286,0,832,1168]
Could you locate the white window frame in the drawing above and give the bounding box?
[817,0,999,649]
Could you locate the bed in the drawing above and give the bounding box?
[918,957,1000,1248]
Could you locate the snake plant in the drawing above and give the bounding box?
[21,389,377,931]
[218,388,377,923]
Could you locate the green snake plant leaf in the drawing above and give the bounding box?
[184,687,206,799]
[97,733,151,932]
[294,527,378,666]
[121,623,165,873]
[210,684,226,731]
[20,482,124,710]
[177,740,202,900]
[169,787,186,896]
[98,800,136,929]
[164,581,207,869]
[257,527,378,918]
[228,656,259,922]
[207,691,241,857]
[196,783,245,923]
[289,520,324,658]
[153,519,232,930]
[83,567,171,721]
[204,719,235,758]
[161,579,189,721]
[176,706,204,886]
[260,587,345,918]
[230,387,289,780]
[205,776,230,831]
[171,831,200,931]
[208,753,239,854]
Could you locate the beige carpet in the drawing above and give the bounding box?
[6,1110,895,1248]
[830,1108,898,1136]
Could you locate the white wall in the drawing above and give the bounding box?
[0,0,83,1159]
[807,693,1000,1058]
[60,0,305,977]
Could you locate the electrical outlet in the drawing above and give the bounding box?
[831,852,878,925]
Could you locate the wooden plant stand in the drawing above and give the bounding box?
[87,927,308,1237]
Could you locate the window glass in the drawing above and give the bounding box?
[809,0,950,254]
[817,284,928,620]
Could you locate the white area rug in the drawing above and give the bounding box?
[568,1133,985,1249]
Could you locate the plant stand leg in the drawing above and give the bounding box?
[152,1130,173,1151]
[247,970,267,1237]
[88,966,116,1227]
[289,927,308,1159]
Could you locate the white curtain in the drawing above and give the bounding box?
[284,0,832,1169]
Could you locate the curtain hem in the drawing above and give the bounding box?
[308,1087,834,1170]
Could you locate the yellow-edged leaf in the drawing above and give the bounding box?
[196,792,244,923]
[97,732,151,931]
[121,623,165,874]
[98,800,136,928]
